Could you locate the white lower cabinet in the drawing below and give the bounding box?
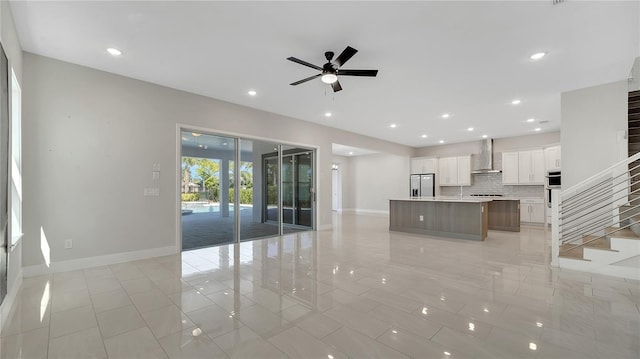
[520,198,545,224]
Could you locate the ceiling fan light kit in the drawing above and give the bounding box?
[321,73,338,84]
[287,46,378,92]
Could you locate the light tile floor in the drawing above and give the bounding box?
[2,213,639,358]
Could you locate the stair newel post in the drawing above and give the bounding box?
[551,189,560,267]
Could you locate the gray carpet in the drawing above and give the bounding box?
[181,209,309,250]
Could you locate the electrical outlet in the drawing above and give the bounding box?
[64,239,73,249]
[419,215,424,221]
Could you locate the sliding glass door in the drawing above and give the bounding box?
[238,139,279,242]
[181,130,315,250]
[265,147,314,229]
[180,132,236,250]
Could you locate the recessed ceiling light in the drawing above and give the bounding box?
[529,343,537,351]
[527,118,535,123]
[106,47,122,56]
[247,90,257,96]
[442,113,450,119]
[511,99,521,105]
[325,112,332,117]
[534,128,541,132]
[192,133,201,137]
[349,151,354,155]
[467,127,474,132]
[530,52,546,60]
[390,123,397,128]
[482,134,488,139]
[439,140,445,144]
[421,134,427,138]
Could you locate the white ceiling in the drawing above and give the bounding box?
[10,1,639,148]
[332,143,379,157]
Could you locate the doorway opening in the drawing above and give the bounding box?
[180,130,315,250]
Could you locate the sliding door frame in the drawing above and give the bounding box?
[175,124,318,251]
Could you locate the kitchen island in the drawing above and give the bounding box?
[389,197,490,241]
[389,197,521,241]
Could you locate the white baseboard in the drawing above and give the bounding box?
[23,246,178,277]
[559,257,640,281]
[0,268,23,332]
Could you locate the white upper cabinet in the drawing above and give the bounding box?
[457,156,471,186]
[544,145,561,171]
[410,157,438,174]
[439,156,471,186]
[518,150,544,185]
[502,152,520,184]
[503,149,544,185]
[438,157,451,185]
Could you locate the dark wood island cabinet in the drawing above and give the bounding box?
[488,199,521,232]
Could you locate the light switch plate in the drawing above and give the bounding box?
[144,188,160,196]
[152,171,160,180]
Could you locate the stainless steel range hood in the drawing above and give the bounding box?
[472,138,501,174]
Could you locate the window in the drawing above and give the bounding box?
[10,68,21,243]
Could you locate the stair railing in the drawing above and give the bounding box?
[557,152,640,256]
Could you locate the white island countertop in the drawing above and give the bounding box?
[390,196,521,203]
[390,196,491,203]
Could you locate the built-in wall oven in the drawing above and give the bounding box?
[546,170,561,208]
[547,170,561,188]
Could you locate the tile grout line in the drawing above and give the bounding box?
[82,268,109,359]
[123,261,173,359]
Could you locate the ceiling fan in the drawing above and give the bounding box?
[287,46,378,92]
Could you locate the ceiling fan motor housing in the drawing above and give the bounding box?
[325,51,334,61]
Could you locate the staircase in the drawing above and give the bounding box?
[629,90,640,195]
[553,94,640,279]
[555,162,640,279]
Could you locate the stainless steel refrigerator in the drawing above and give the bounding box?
[410,173,435,197]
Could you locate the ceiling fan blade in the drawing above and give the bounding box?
[290,73,321,86]
[331,80,342,92]
[338,69,378,77]
[334,46,358,67]
[286,57,323,70]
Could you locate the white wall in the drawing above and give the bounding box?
[341,153,409,213]
[332,155,352,210]
[561,80,628,188]
[22,54,413,271]
[0,0,22,331]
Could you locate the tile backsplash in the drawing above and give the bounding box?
[440,172,545,198]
